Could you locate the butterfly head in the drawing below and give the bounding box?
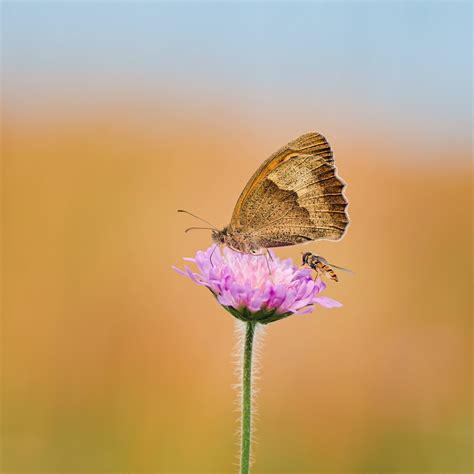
[211,227,258,254]
[211,227,229,245]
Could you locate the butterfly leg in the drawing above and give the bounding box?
[251,250,273,275]
[209,243,219,267]
[249,249,274,275]
[264,253,273,275]
[265,249,276,275]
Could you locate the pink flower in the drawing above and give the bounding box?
[173,245,341,324]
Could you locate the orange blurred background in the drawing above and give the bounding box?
[2,3,472,473]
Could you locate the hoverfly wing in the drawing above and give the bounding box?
[326,262,354,274]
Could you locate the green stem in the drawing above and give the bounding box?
[240,321,256,474]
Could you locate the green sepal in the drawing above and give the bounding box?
[222,305,293,325]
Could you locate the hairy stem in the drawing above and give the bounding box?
[240,321,256,474]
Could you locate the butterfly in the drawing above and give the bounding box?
[180,132,349,254]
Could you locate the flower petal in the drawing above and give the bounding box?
[313,296,342,308]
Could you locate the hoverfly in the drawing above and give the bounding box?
[301,252,352,282]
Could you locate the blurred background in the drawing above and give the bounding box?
[2,2,472,473]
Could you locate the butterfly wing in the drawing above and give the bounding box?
[229,132,348,247]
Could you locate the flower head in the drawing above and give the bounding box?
[174,245,341,324]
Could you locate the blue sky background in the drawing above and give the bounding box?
[3,1,472,160]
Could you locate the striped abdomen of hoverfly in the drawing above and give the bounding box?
[301,252,339,282]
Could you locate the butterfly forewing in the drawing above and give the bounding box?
[230,132,333,227]
[229,132,348,248]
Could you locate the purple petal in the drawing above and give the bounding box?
[313,296,342,308]
[185,267,207,286]
[172,266,188,276]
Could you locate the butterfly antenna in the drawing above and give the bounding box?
[177,209,218,230]
[185,226,215,233]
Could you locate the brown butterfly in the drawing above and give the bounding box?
[180,132,349,254]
